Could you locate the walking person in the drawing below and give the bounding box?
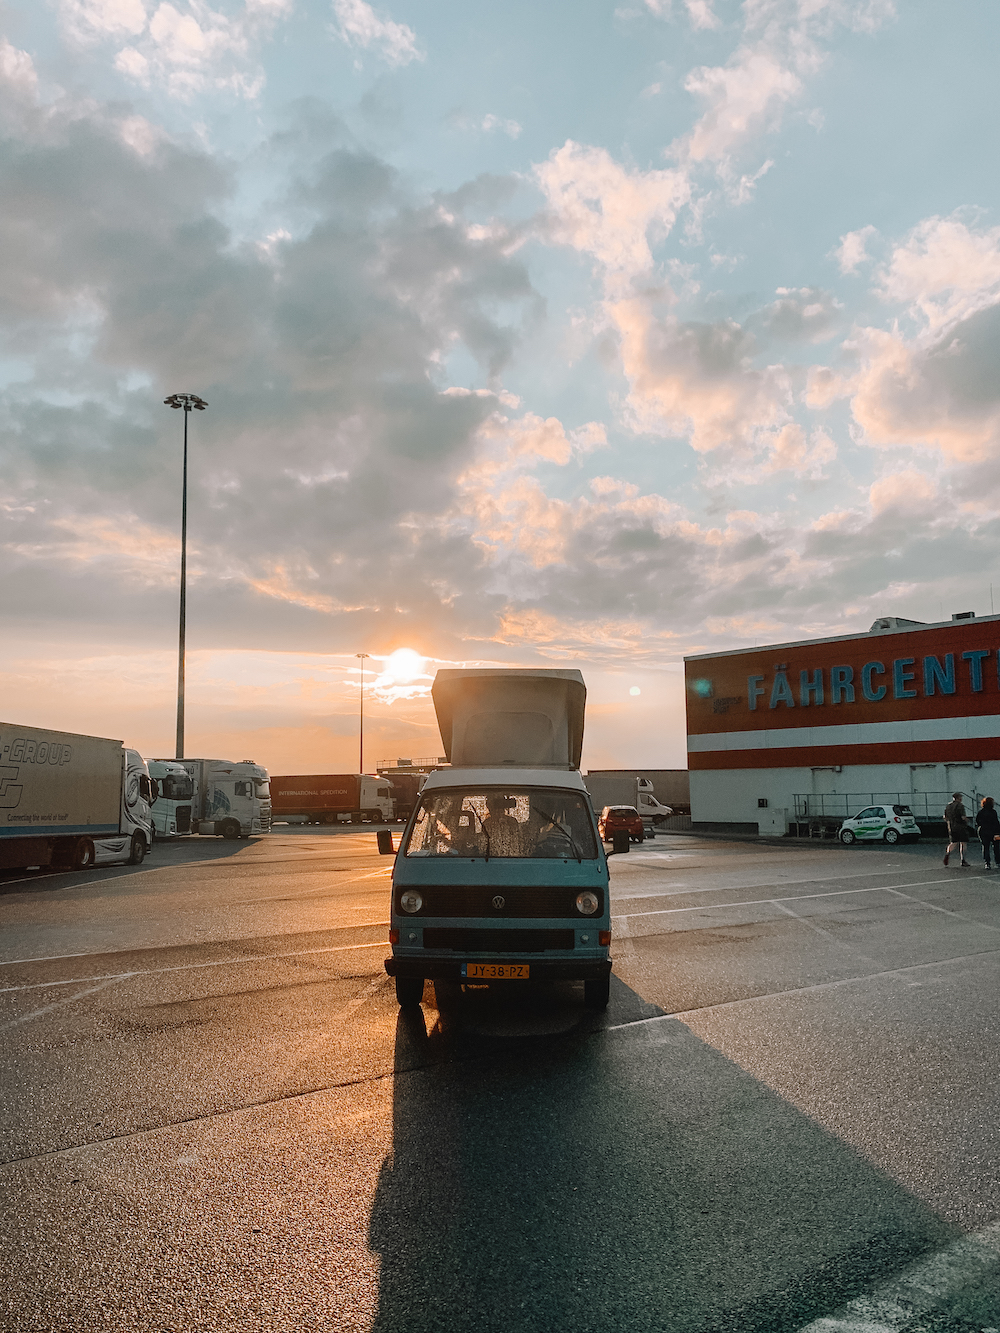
[976,796,1000,869]
[943,792,972,867]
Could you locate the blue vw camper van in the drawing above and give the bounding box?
[384,669,612,1009]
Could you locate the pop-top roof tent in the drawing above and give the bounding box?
[432,669,586,770]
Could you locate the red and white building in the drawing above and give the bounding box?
[684,613,999,835]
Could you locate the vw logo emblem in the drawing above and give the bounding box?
[492,895,505,909]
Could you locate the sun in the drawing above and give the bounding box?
[380,648,427,685]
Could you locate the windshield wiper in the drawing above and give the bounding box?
[531,806,584,863]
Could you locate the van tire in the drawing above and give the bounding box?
[72,838,95,871]
[128,833,146,865]
[221,820,241,840]
[584,976,610,1010]
[396,976,424,1007]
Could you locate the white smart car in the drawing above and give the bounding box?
[839,803,921,845]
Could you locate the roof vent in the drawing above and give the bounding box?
[869,616,926,633]
[952,611,975,621]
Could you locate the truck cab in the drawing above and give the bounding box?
[147,759,195,837]
[385,669,612,1009]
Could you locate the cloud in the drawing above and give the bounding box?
[685,0,720,31]
[833,224,877,274]
[480,113,521,139]
[0,71,540,667]
[64,0,294,98]
[822,214,1000,462]
[332,0,422,66]
[764,424,836,477]
[670,0,895,181]
[61,0,148,42]
[534,140,689,290]
[876,212,1000,331]
[868,468,937,515]
[610,296,791,450]
[753,286,842,342]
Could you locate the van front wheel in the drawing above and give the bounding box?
[395,976,424,1007]
[584,976,610,1010]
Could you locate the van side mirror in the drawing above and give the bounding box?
[377,830,395,855]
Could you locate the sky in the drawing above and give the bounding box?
[2,0,1000,774]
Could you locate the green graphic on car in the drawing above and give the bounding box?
[839,804,920,845]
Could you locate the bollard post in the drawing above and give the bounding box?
[612,829,630,856]
[377,829,394,855]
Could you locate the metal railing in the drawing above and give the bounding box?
[376,757,449,771]
[793,791,975,821]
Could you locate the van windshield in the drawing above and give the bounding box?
[404,788,598,860]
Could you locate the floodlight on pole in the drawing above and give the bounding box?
[163,393,208,760]
[356,652,370,774]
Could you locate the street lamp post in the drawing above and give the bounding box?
[163,393,208,760]
[356,652,370,774]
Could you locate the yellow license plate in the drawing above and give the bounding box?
[462,962,529,980]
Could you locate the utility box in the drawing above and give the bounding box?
[432,669,586,770]
[757,807,788,836]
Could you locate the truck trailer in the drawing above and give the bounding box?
[269,774,393,825]
[583,773,675,824]
[0,722,153,870]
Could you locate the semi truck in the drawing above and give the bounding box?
[583,773,675,824]
[152,757,271,838]
[385,668,613,1010]
[0,722,153,870]
[383,772,424,823]
[147,759,195,837]
[269,774,393,825]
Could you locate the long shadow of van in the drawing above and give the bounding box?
[368,976,960,1333]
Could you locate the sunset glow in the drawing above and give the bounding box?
[379,649,427,687]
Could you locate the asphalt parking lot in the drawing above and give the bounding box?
[1,829,998,1332]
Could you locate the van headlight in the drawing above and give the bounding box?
[400,890,423,914]
[575,891,599,915]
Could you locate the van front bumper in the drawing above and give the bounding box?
[385,956,611,981]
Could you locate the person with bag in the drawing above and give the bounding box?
[943,793,973,866]
[975,796,1000,869]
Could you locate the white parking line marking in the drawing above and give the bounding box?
[612,865,955,900]
[613,876,984,921]
[0,977,123,1031]
[606,945,1000,1026]
[0,938,390,995]
[792,1219,1000,1331]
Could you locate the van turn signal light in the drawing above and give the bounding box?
[389,928,399,945]
[599,930,611,946]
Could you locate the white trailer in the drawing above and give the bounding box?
[583,773,674,824]
[153,757,271,838]
[0,722,153,870]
